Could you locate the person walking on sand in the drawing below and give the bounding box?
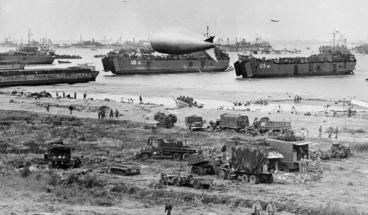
[164,201,173,215]
[56,92,59,97]
[266,201,277,215]
[46,103,50,113]
[115,109,119,119]
[252,201,263,215]
[83,91,87,99]
[74,92,77,99]
[318,125,323,138]
[63,91,65,98]
[139,95,143,104]
[109,109,114,119]
[68,105,73,115]
[328,127,333,139]
[98,109,101,120]
[335,126,339,139]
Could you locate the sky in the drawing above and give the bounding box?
[0,0,368,43]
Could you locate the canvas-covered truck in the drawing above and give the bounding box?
[216,141,283,184]
[188,153,224,175]
[44,143,82,169]
[154,112,177,128]
[185,115,204,131]
[266,138,310,171]
[210,113,249,131]
[255,117,291,134]
[136,136,196,160]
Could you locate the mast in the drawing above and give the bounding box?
[27,28,33,45]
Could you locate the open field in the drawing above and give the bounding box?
[1,92,368,214]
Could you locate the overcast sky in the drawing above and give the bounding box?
[1,0,367,43]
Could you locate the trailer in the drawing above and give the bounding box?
[256,117,291,133]
[218,113,249,131]
[266,138,310,171]
[159,173,213,189]
[188,153,223,175]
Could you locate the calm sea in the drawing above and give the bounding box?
[0,46,367,110]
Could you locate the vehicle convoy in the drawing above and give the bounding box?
[185,115,204,131]
[266,137,310,171]
[159,173,213,189]
[234,44,356,78]
[154,112,177,128]
[136,136,196,160]
[216,142,277,184]
[44,142,82,169]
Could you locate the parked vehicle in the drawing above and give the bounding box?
[159,173,213,189]
[154,112,177,128]
[44,143,82,169]
[255,117,291,133]
[185,115,204,131]
[136,136,196,160]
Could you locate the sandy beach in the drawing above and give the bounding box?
[0,89,368,214]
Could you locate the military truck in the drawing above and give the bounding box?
[154,112,177,128]
[255,117,291,134]
[159,173,213,189]
[136,136,196,160]
[185,115,204,131]
[188,153,223,175]
[216,145,275,183]
[319,143,351,160]
[210,113,249,131]
[266,138,309,171]
[44,143,82,169]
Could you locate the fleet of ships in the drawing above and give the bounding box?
[0,28,362,87]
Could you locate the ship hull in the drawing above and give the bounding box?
[0,68,98,87]
[0,55,55,64]
[102,56,229,75]
[234,60,356,78]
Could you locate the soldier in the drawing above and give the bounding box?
[56,92,59,97]
[62,91,65,98]
[266,201,277,215]
[252,201,263,215]
[83,91,87,99]
[74,92,77,99]
[221,144,227,161]
[115,109,119,118]
[98,109,101,119]
[328,127,333,139]
[109,109,114,119]
[335,126,339,139]
[68,105,73,115]
[139,95,143,104]
[46,103,50,112]
[318,125,323,138]
[164,201,173,215]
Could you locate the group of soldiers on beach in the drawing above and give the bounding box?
[98,108,120,119]
[319,125,339,139]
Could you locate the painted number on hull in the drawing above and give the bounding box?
[260,63,271,69]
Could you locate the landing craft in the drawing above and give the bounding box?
[150,31,218,61]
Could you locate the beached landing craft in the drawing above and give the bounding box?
[234,45,356,78]
[102,28,230,75]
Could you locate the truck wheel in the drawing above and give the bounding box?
[182,153,189,160]
[193,180,201,189]
[239,175,249,184]
[174,178,181,187]
[217,170,227,179]
[172,153,181,161]
[141,153,150,160]
[159,178,165,185]
[249,175,258,184]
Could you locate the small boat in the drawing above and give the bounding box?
[58,60,72,64]
[174,96,204,108]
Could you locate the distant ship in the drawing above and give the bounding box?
[234,45,356,78]
[0,45,55,64]
[102,48,230,75]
